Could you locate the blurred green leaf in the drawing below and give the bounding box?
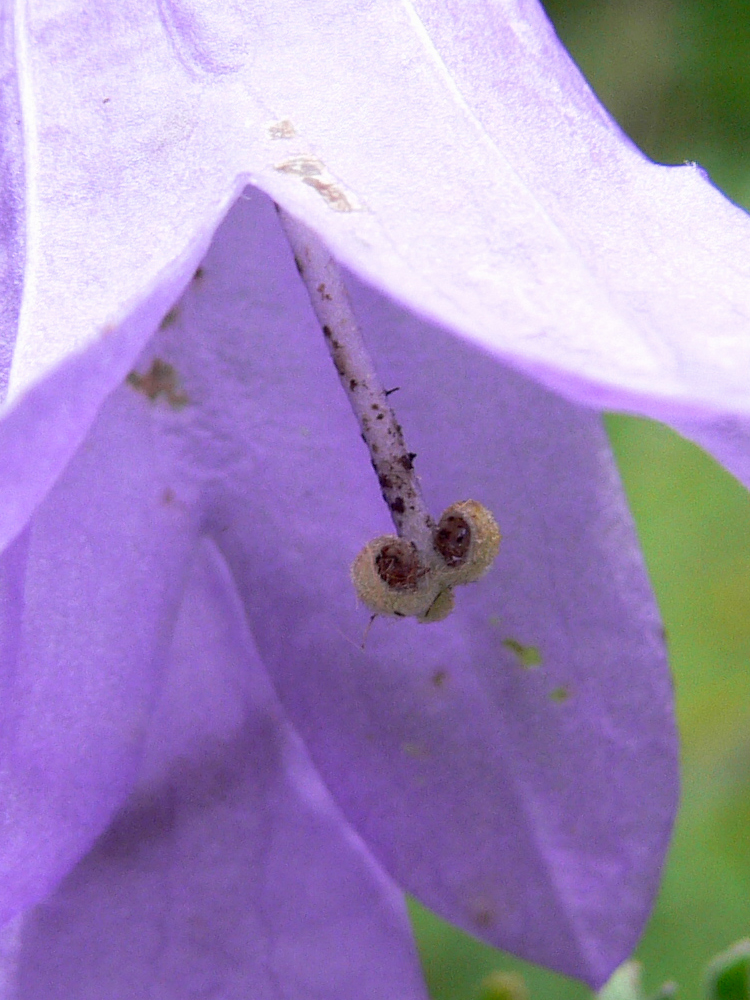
[705,940,750,1000]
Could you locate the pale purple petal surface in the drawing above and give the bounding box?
[0,190,675,986]
[0,3,23,393]
[190,193,677,984]
[0,0,721,990]
[12,540,428,1000]
[5,0,750,555]
[0,371,198,920]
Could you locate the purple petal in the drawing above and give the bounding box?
[669,414,750,492]
[397,0,750,421]
[10,0,750,539]
[0,5,242,548]
[133,188,677,986]
[0,3,24,398]
[0,378,198,923]
[11,540,428,1000]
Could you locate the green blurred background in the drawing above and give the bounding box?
[411,3,750,997]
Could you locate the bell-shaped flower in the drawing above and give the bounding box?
[4,0,749,994]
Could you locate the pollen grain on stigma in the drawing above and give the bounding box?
[275,206,500,623]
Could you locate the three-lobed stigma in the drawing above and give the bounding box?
[351,500,500,624]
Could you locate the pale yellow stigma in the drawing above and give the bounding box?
[351,500,500,624]
[351,535,448,622]
[434,500,501,586]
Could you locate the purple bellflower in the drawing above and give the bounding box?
[4,0,750,995]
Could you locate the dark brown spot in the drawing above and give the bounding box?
[431,668,449,689]
[376,413,385,420]
[469,900,495,929]
[378,474,393,490]
[294,256,304,276]
[376,540,423,591]
[316,282,332,301]
[126,358,189,410]
[391,497,406,515]
[349,378,358,391]
[102,97,111,104]
[322,325,333,339]
[399,453,416,471]
[193,266,204,281]
[435,513,471,567]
